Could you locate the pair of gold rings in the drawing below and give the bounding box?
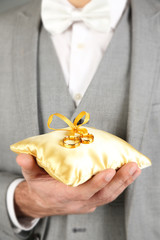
[63,133,94,149]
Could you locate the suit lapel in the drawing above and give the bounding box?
[127,0,160,150]
[13,0,41,136]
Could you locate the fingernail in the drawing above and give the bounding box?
[129,166,137,176]
[105,172,114,182]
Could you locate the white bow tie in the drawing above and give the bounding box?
[42,0,111,35]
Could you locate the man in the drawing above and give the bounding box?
[0,0,159,239]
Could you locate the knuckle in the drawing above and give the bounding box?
[95,177,107,189]
[95,192,111,205]
[106,196,112,203]
[96,191,105,202]
[118,172,132,187]
[95,188,110,204]
[122,180,129,189]
[105,192,118,204]
[96,194,114,205]
[103,193,117,204]
[124,177,134,188]
[118,174,127,185]
[105,195,114,204]
[109,194,117,203]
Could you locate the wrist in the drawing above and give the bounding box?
[7,178,40,231]
[14,181,40,218]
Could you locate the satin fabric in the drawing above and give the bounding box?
[10,127,151,186]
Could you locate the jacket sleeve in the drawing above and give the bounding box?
[0,172,24,239]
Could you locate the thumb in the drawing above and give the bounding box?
[16,153,45,180]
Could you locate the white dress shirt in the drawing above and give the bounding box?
[7,0,128,231]
[46,0,128,106]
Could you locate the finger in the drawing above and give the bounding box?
[68,169,116,201]
[109,162,140,191]
[91,162,140,204]
[111,167,141,200]
[16,153,46,180]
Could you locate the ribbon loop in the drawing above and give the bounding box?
[48,112,89,133]
[73,111,90,127]
[47,111,94,148]
[47,113,75,131]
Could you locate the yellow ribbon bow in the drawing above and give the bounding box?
[47,111,94,148]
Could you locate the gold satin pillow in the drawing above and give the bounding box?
[10,118,151,186]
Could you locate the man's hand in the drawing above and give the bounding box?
[15,154,141,218]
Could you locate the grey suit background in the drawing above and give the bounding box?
[0,0,160,239]
[0,0,30,13]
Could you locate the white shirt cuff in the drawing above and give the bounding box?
[7,178,39,232]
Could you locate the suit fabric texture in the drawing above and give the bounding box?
[0,0,160,239]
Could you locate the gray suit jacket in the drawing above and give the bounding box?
[0,0,160,239]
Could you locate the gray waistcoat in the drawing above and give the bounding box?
[37,6,131,240]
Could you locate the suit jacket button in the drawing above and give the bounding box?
[33,233,41,240]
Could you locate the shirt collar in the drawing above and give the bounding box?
[109,0,128,29]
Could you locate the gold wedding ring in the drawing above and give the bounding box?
[63,133,94,148]
[81,133,94,144]
[63,136,81,149]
